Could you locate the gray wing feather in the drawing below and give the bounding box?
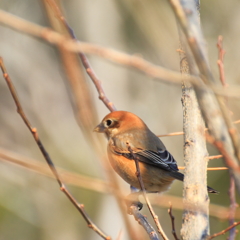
[136,149,179,172]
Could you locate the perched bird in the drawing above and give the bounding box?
[94,111,217,197]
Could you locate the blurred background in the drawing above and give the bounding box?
[0,0,240,239]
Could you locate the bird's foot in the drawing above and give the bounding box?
[126,200,143,214]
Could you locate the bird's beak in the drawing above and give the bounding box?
[93,123,105,133]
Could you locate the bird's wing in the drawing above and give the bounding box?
[115,148,179,172]
[136,149,179,172]
[110,132,179,172]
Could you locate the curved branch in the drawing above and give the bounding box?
[0,10,240,98]
[0,58,110,240]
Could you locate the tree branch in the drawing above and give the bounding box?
[168,0,240,195]
[168,204,179,240]
[127,145,169,240]
[131,205,160,240]
[0,10,240,98]
[207,222,240,240]
[0,57,110,240]
[176,1,210,239]
[216,35,237,240]
[45,0,117,112]
[0,147,238,220]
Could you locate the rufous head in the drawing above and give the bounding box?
[94,111,146,138]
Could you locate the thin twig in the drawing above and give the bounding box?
[157,131,184,137]
[207,222,240,240]
[1,10,240,98]
[46,0,116,112]
[1,147,239,220]
[79,52,117,112]
[168,203,179,240]
[0,57,110,240]
[44,2,157,239]
[208,155,223,160]
[167,1,240,196]
[130,205,159,240]
[228,174,238,240]
[178,166,227,171]
[115,229,124,240]
[127,145,169,240]
[216,35,238,240]
[217,36,227,87]
[205,133,240,172]
[157,119,240,138]
[42,2,140,240]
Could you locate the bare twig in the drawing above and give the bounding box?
[130,205,159,240]
[217,36,227,87]
[1,10,240,98]
[46,0,116,112]
[216,35,238,240]
[157,119,240,138]
[79,52,117,112]
[0,147,109,193]
[228,174,238,240]
[168,0,240,194]
[207,222,240,240]
[205,133,240,172]
[178,166,227,171]
[1,147,238,220]
[208,155,223,160]
[216,36,240,167]
[43,2,158,239]
[115,229,123,240]
[234,120,240,124]
[0,57,110,240]
[127,145,169,240]
[41,2,139,240]
[157,131,184,137]
[168,203,179,240]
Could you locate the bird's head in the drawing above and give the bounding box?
[94,111,146,138]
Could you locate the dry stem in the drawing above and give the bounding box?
[1,147,237,220]
[45,0,116,112]
[216,35,237,240]
[207,222,240,240]
[0,10,240,98]
[0,57,110,240]
[127,145,169,240]
[168,204,179,240]
[168,0,240,195]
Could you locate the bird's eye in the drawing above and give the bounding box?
[105,119,113,127]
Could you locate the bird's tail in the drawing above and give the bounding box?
[169,172,218,194]
[207,186,218,194]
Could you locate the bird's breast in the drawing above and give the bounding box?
[107,143,175,192]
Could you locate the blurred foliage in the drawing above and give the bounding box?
[0,0,239,239]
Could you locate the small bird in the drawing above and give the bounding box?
[94,111,217,198]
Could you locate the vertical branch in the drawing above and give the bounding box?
[127,145,168,240]
[168,204,179,240]
[168,0,240,195]
[45,0,117,112]
[176,1,210,239]
[217,36,226,87]
[41,2,145,240]
[216,36,237,240]
[228,174,238,240]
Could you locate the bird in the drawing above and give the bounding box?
[94,111,217,203]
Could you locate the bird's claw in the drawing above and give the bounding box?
[126,201,143,214]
